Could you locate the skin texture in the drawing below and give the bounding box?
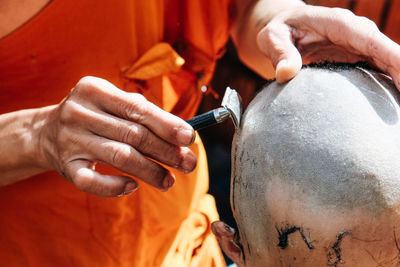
[3,0,400,197]
[232,1,400,88]
[0,0,50,38]
[213,65,400,266]
[0,77,197,197]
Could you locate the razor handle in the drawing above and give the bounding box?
[186,107,230,131]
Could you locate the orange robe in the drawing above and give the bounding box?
[0,0,231,266]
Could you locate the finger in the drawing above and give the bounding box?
[331,13,400,89]
[300,7,400,89]
[76,133,175,191]
[257,21,302,83]
[299,44,366,65]
[74,77,195,146]
[331,15,400,89]
[62,100,197,173]
[84,110,197,173]
[64,159,138,197]
[366,34,400,89]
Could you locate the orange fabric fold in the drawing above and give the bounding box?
[161,194,225,267]
[123,42,185,80]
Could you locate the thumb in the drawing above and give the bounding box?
[65,159,138,197]
[257,22,302,83]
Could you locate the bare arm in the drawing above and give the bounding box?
[0,106,52,185]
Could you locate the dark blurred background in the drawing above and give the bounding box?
[198,40,265,228]
[196,40,265,265]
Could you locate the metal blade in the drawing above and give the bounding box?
[221,86,243,129]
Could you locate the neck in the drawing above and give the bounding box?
[0,0,51,39]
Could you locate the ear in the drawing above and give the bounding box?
[211,221,245,267]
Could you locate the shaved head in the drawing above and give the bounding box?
[215,64,400,267]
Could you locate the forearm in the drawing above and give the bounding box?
[0,106,53,185]
[231,0,305,78]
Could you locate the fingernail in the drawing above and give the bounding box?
[162,172,175,191]
[178,128,195,146]
[118,182,138,197]
[181,152,197,173]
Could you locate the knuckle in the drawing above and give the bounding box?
[122,94,149,122]
[333,7,353,17]
[366,40,380,56]
[153,142,181,166]
[110,146,131,168]
[132,92,147,102]
[119,124,145,147]
[169,146,184,166]
[264,22,276,34]
[74,76,100,95]
[332,8,357,28]
[170,127,184,144]
[257,21,287,54]
[132,126,149,149]
[119,125,134,145]
[56,127,72,146]
[360,21,380,55]
[358,16,378,31]
[59,100,84,123]
[259,23,276,42]
[77,76,97,88]
[334,8,378,32]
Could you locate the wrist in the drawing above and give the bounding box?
[11,106,56,173]
[0,106,56,185]
[34,105,57,171]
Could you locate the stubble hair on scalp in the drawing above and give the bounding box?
[231,63,400,264]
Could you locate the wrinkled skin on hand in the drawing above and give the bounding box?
[256,5,400,88]
[39,76,197,197]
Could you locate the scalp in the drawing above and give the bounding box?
[231,65,400,253]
